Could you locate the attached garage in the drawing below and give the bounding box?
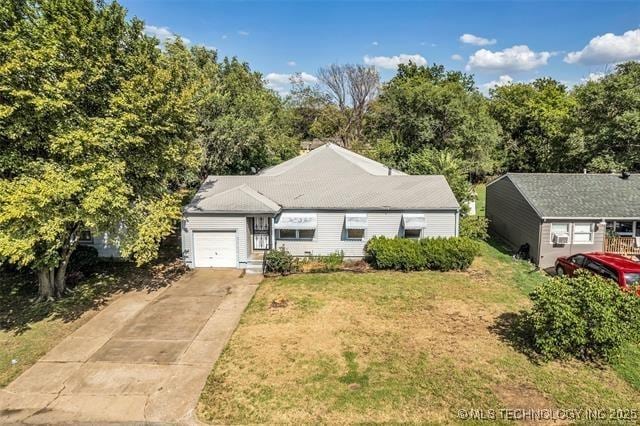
[192,231,237,268]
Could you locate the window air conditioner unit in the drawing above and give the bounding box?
[553,233,570,244]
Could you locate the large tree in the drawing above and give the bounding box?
[196,56,298,176]
[367,62,501,179]
[0,0,200,298]
[572,62,640,172]
[317,64,379,147]
[489,78,579,173]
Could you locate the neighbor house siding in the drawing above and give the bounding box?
[275,210,457,258]
[80,232,121,258]
[486,176,542,263]
[538,220,605,269]
[182,214,248,268]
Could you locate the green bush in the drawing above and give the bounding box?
[320,250,344,271]
[526,271,640,362]
[365,236,479,272]
[459,215,489,240]
[264,248,299,275]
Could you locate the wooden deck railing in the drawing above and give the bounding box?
[604,236,640,255]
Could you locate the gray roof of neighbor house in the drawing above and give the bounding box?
[185,143,460,213]
[496,173,640,219]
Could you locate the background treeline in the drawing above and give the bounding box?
[1,0,638,297]
[289,62,640,206]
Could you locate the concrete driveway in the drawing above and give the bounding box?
[0,269,261,424]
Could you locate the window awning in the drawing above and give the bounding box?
[345,213,368,229]
[402,213,426,230]
[274,212,317,230]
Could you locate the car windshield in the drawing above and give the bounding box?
[624,273,640,286]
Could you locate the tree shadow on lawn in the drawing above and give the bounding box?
[0,234,186,335]
[489,311,541,363]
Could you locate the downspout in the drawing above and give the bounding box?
[455,209,460,237]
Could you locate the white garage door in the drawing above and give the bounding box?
[193,231,237,268]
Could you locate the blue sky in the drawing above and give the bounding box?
[120,0,640,94]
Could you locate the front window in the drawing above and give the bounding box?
[346,228,365,240]
[624,273,640,286]
[573,223,594,244]
[615,221,634,236]
[277,229,315,240]
[403,229,422,239]
[78,229,93,243]
[550,223,570,243]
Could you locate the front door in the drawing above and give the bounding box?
[253,216,271,250]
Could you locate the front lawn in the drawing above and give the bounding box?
[198,242,640,423]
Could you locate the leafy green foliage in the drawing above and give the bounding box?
[315,250,345,272]
[459,216,489,241]
[196,57,298,176]
[573,62,640,172]
[526,271,640,362]
[365,236,479,271]
[264,248,300,275]
[368,63,501,179]
[490,78,578,173]
[405,148,473,207]
[0,0,199,296]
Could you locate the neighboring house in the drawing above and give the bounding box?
[486,173,640,269]
[78,229,121,258]
[182,143,460,270]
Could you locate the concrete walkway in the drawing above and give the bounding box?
[0,269,261,424]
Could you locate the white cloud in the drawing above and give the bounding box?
[265,72,318,96]
[480,75,513,93]
[466,45,552,72]
[222,34,228,40]
[237,30,250,36]
[372,41,379,46]
[565,28,640,65]
[451,54,463,61]
[580,72,606,83]
[460,33,496,46]
[144,25,191,45]
[287,61,297,67]
[363,53,427,69]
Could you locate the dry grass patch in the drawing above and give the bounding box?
[198,242,640,424]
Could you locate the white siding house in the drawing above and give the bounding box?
[182,144,460,270]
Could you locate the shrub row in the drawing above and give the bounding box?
[365,236,480,272]
[525,271,640,362]
[264,249,345,274]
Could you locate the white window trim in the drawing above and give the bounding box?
[276,229,315,241]
[550,223,570,244]
[572,223,594,244]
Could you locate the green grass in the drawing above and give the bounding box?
[198,241,640,424]
[475,183,486,216]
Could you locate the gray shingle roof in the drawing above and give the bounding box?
[186,144,459,213]
[504,173,640,219]
[187,184,281,213]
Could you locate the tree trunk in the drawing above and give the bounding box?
[37,268,55,301]
[36,224,80,300]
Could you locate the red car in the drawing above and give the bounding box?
[555,252,640,290]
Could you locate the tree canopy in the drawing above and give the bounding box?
[0,0,202,298]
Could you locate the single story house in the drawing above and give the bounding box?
[182,143,460,269]
[486,173,640,269]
